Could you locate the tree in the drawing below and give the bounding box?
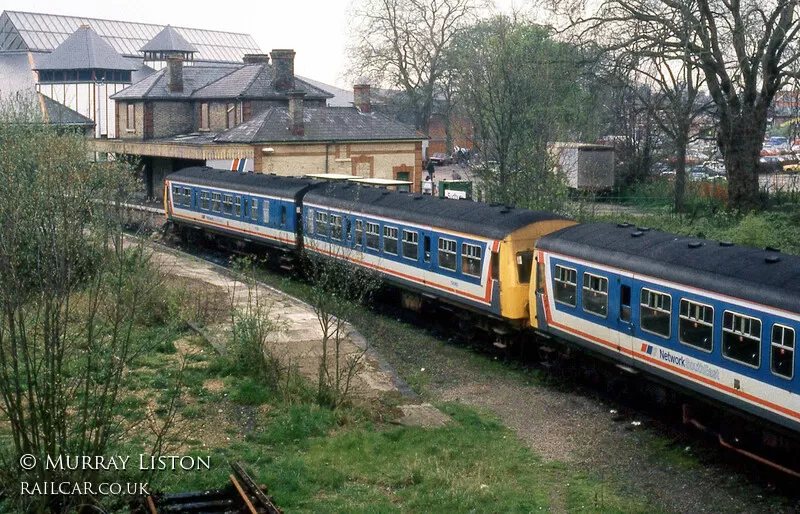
[579,0,800,211]
[0,95,177,513]
[449,16,588,209]
[347,0,486,133]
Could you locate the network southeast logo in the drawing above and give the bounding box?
[640,343,654,355]
[639,343,720,380]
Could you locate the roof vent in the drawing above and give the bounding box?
[766,246,781,252]
[637,227,651,232]
[719,241,734,247]
[413,195,423,200]
[688,242,702,249]
[500,208,511,214]
[617,222,631,228]
[631,231,644,238]
[765,255,781,264]
[382,190,391,195]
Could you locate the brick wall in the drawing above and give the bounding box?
[152,102,193,138]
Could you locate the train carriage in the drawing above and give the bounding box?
[165,167,316,251]
[303,182,574,325]
[533,222,800,439]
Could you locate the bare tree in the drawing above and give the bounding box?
[574,0,800,211]
[347,0,487,133]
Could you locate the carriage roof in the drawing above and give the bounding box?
[303,181,568,240]
[537,222,800,314]
[167,167,317,199]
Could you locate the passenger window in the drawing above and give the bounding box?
[251,198,258,222]
[516,251,533,284]
[402,230,418,260]
[438,238,457,271]
[582,273,608,317]
[383,226,398,255]
[771,324,794,379]
[211,192,221,213]
[306,208,314,234]
[640,288,671,338]
[345,218,352,242]
[316,211,329,237]
[262,200,269,224]
[182,187,191,206]
[234,196,241,217]
[461,243,482,278]
[172,185,182,204]
[222,194,233,215]
[355,220,363,248]
[679,300,714,352]
[553,265,577,307]
[330,214,342,240]
[722,311,761,368]
[200,191,210,210]
[491,251,499,281]
[366,222,380,250]
[424,236,431,263]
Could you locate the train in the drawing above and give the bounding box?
[164,166,800,474]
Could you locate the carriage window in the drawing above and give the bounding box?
[262,200,269,224]
[280,206,286,227]
[582,273,608,317]
[462,243,482,278]
[640,288,671,338]
[438,238,457,271]
[222,194,233,215]
[772,324,795,379]
[679,300,714,352]
[355,220,363,248]
[199,191,210,210]
[211,192,221,213]
[366,222,380,250]
[383,226,398,255]
[345,218,352,242]
[251,199,258,222]
[722,311,761,368]
[330,214,342,240]
[234,196,241,217]
[172,185,182,204]
[553,265,577,307]
[402,230,418,260]
[516,251,533,284]
[306,208,314,234]
[182,188,191,206]
[316,211,329,238]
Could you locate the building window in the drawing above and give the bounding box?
[315,211,329,237]
[366,222,379,250]
[396,171,410,192]
[226,103,237,128]
[679,300,714,352]
[582,273,608,318]
[234,196,241,217]
[355,220,363,248]
[330,214,343,240]
[553,265,577,307]
[211,192,221,213]
[126,103,135,131]
[383,226,398,255]
[438,238,457,271]
[640,288,671,338]
[222,194,233,215]
[722,311,761,368]
[200,102,210,130]
[462,243,482,278]
[772,324,795,379]
[402,230,418,260]
[199,191,210,210]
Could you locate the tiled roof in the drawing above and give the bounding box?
[297,76,354,107]
[215,106,424,143]
[39,93,94,126]
[111,63,334,101]
[35,26,137,71]
[140,26,197,53]
[1,11,259,63]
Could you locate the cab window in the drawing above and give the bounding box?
[516,251,533,284]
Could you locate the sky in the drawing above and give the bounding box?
[4,0,527,89]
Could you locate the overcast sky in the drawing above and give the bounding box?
[4,0,529,89]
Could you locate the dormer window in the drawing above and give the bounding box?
[200,103,210,130]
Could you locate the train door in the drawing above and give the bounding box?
[421,233,433,284]
[616,276,636,363]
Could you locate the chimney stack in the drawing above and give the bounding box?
[243,53,270,65]
[354,84,371,113]
[166,54,184,92]
[288,90,305,136]
[271,49,296,92]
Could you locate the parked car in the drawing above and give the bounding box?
[428,153,452,165]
